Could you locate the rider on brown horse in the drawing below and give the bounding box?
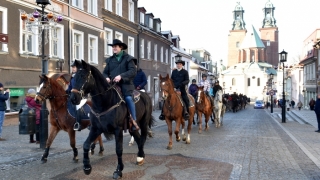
[159,57,190,120]
[200,74,214,108]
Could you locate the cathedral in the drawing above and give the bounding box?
[220,1,278,102]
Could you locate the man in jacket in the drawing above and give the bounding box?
[188,79,198,100]
[0,83,9,141]
[133,66,147,92]
[159,58,190,120]
[103,39,139,131]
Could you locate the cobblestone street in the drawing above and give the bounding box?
[1,105,320,179]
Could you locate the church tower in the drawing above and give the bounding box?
[228,2,247,67]
[259,0,279,66]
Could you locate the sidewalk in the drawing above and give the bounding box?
[0,110,165,166]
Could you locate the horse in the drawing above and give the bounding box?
[195,86,214,133]
[159,74,195,150]
[35,75,104,163]
[213,89,226,127]
[69,60,154,179]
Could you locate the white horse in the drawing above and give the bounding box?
[214,90,226,128]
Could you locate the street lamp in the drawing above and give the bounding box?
[269,73,274,113]
[279,49,287,123]
[20,0,63,148]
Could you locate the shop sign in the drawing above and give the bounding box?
[9,88,25,96]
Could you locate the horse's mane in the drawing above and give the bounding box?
[49,77,66,94]
[88,65,111,90]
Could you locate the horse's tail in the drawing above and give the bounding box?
[103,132,114,141]
[149,115,156,128]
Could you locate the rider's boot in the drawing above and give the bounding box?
[129,115,140,132]
[183,102,190,120]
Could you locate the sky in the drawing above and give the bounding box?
[137,0,320,65]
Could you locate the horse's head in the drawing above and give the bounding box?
[159,74,173,100]
[35,75,53,104]
[70,60,95,105]
[197,86,205,103]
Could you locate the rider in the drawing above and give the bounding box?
[159,58,190,120]
[188,79,198,100]
[213,80,223,98]
[200,74,214,108]
[133,63,147,92]
[103,39,140,131]
[68,61,83,131]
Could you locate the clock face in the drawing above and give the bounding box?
[265,20,270,25]
[236,21,241,26]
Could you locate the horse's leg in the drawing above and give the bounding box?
[113,128,124,179]
[41,125,60,163]
[181,117,186,141]
[186,107,194,144]
[166,119,173,150]
[129,136,134,146]
[90,141,96,155]
[67,129,78,162]
[198,112,203,134]
[175,118,181,142]
[131,126,146,165]
[83,127,102,175]
[97,135,104,156]
[205,112,210,131]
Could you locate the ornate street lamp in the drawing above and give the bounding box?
[279,49,287,123]
[269,72,274,113]
[20,0,63,148]
[175,54,182,61]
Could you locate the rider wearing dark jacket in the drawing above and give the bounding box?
[188,79,197,99]
[133,68,147,91]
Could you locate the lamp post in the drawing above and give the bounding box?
[269,73,274,113]
[20,0,63,148]
[279,50,287,123]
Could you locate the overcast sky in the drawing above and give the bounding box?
[137,0,320,65]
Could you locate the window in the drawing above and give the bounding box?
[72,0,83,9]
[104,28,113,56]
[156,23,160,32]
[105,0,112,11]
[147,75,151,92]
[88,0,97,15]
[88,34,98,64]
[140,12,144,25]
[140,39,144,58]
[147,41,151,59]
[232,78,236,86]
[236,42,240,48]
[49,25,64,59]
[128,0,134,22]
[128,36,134,56]
[165,49,168,63]
[171,56,175,69]
[247,78,250,86]
[0,6,8,52]
[154,44,157,60]
[149,17,153,28]
[160,46,163,62]
[20,17,38,55]
[115,31,123,41]
[116,0,122,16]
[257,78,260,86]
[72,30,84,60]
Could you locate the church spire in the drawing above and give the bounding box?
[232,2,246,30]
[262,0,276,28]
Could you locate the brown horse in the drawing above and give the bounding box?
[159,74,195,150]
[195,86,214,133]
[35,75,104,163]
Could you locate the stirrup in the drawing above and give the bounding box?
[73,122,81,131]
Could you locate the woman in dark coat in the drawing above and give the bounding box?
[25,89,41,143]
[103,39,139,131]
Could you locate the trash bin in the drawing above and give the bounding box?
[19,106,36,134]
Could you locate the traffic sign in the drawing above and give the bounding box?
[0,33,8,43]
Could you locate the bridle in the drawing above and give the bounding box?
[71,70,94,99]
[37,81,54,100]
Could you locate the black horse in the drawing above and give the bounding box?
[70,60,154,179]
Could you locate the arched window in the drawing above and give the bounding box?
[257,78,260,86]
[247,78,250,86]
[232,78,236,86]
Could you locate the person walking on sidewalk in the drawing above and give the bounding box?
[0,83,9,141]
[297,101,303,110]
[291,100,295,109]
[314,94,320,132]
[309,98,316,110]
[25,89,41,143]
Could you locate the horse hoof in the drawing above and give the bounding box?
[167,145,172,150]
[98,151,103,156]
[198,130,202,134]
[182,137,186,141]
[73,157,79,163]
[176,137,181,142]
[113,171,122,179]
[90,150,94,155]
[83,165,92,175]
[186,140,191,144]
[129,143,133,146]
[136,157,144,166]
[41,158,47,164]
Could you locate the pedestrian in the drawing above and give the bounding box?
[266,101,270,109]
[297,101,303,110]
[286,100,290,111]
[103,39,139,131]
[188,79,198,100]
[314,94,320,132]
[291,100,295,109]
[25,89,41,144]
[309,98,316,110]
[133,64,147,92]
[0,83,9,141]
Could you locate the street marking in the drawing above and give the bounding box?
[270,114,320,170]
